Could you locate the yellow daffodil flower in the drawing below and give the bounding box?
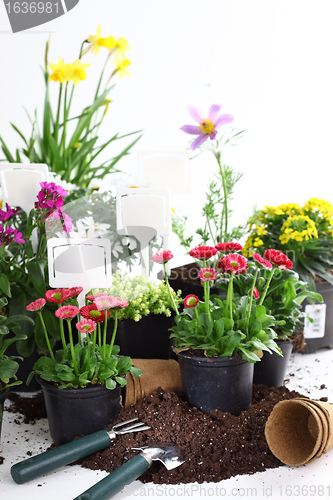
[87,25,116,56]
[113,55,131,78]
[49,57,68,84]
[115,37,131,56]
[66,60,91,86]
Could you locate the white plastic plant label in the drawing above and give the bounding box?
[304,303,326,339]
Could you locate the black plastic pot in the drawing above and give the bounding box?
[300,280,333,353]
[107,314,175,360]
[37,377,122,445]
[253,339,293,388]
[0,388,9,445]
[177,351,253,415]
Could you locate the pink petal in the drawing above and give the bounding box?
[187,105,204,123]
[180,124,201,135]
[215,113,234,130]
[191,133,208,150]
[208,104,222,122]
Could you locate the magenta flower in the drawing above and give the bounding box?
[76,318,97,334]
[55,305,80,319]
[180,104,234,150]
[0,203,20,222]
[13,230,25,244]
[26,298,46,312]
[198,267,218,283]
[151,250,174,264]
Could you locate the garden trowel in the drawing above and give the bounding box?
[73,443,184,500]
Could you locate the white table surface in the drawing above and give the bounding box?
[1,349,333,500]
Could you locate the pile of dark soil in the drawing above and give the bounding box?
[76,385,305,484]
[6,392,47,424]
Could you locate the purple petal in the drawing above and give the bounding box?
[180,124,201,135]
[215,113,234,130]
[187,105,204,123]
[210,130,218,140]
[191,133,209,150]
[208,104,222,122]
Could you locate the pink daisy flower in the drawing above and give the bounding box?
[264,249,293,270]
[26,298,46,312]
[253,287,260,299]
[55,305,80,320]
[215,242,243,253]
[67,286,84,299]
[45,288,71,304]
[80,304,110,323]
[94,295,116,310]
[252,253,273,269]
[111,297,129,308]
[151,250,174,264]
[221,253,248,275]
[184,294,199,308]
[198,268,218,283]
[76,318,97,334]
[189,246,217,260]
[180,104,234,150]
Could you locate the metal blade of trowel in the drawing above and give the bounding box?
[73,443,184,500]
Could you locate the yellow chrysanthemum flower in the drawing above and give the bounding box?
[87,25,116,56]
[66,60,91,86]
[49,57,68,84]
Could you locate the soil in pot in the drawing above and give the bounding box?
[177,349,253,414]
[107,314,175,359]
[38,378,122,444]
[75,385,309,484]
[300,279,333,353]
[253,339,293,388]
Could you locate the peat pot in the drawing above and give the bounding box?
[177,351,254,415]
[107,314,175,360]
[37,377,122,445]
[253,339,293,388]
[0,388,9,446]
[300,280,333,354]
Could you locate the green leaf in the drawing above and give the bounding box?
[115,376,127,387]
[26,261,46,296]
[105,378,117,390]
[130,367,142,378]
[0,274,11,297]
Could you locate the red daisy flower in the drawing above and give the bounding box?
[80,304,110,323]
[67,286,84,299]
[217,258,226,272]
[189,246,217,260]
[264,249,293,270]
[198,267,218,282]
[151,250,174,264]
[55,305,80,320]
[252,253,272,269]
[26,298,46,312]
[253,287,260,299]
[76,318,96,334]
[215,242,243,253]
[221,253,248,275]
[184,294,199,308]
[45,288,71,304]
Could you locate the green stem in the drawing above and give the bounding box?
[163,262,179,315]
[38,312,56,362]
[203,281,211,321]
[58,313,66,350]
[228,272,234,320]
[108,310,118,357]
[67,319,79,375]
[86,331,91,372]
[246,268,258,331]
[259,267,275,306]
[54,84,63,144]
[92,325,97,352]
[103,311,108,361]
[98,322,102,348]
[216,152,228,242]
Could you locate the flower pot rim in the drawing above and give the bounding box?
[177,350,248,366]
[36,375,121,396]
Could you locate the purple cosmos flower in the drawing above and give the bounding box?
[180,104,234,150]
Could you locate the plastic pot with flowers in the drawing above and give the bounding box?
[26,290,141,444]
[153,249,284,415]
[214,247,322,388]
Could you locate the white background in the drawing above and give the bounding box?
[1,0,333,266]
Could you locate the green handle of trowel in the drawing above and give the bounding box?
[73,454,150,500]
[11,430,112,484]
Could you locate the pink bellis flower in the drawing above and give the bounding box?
[180,104,234,150]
